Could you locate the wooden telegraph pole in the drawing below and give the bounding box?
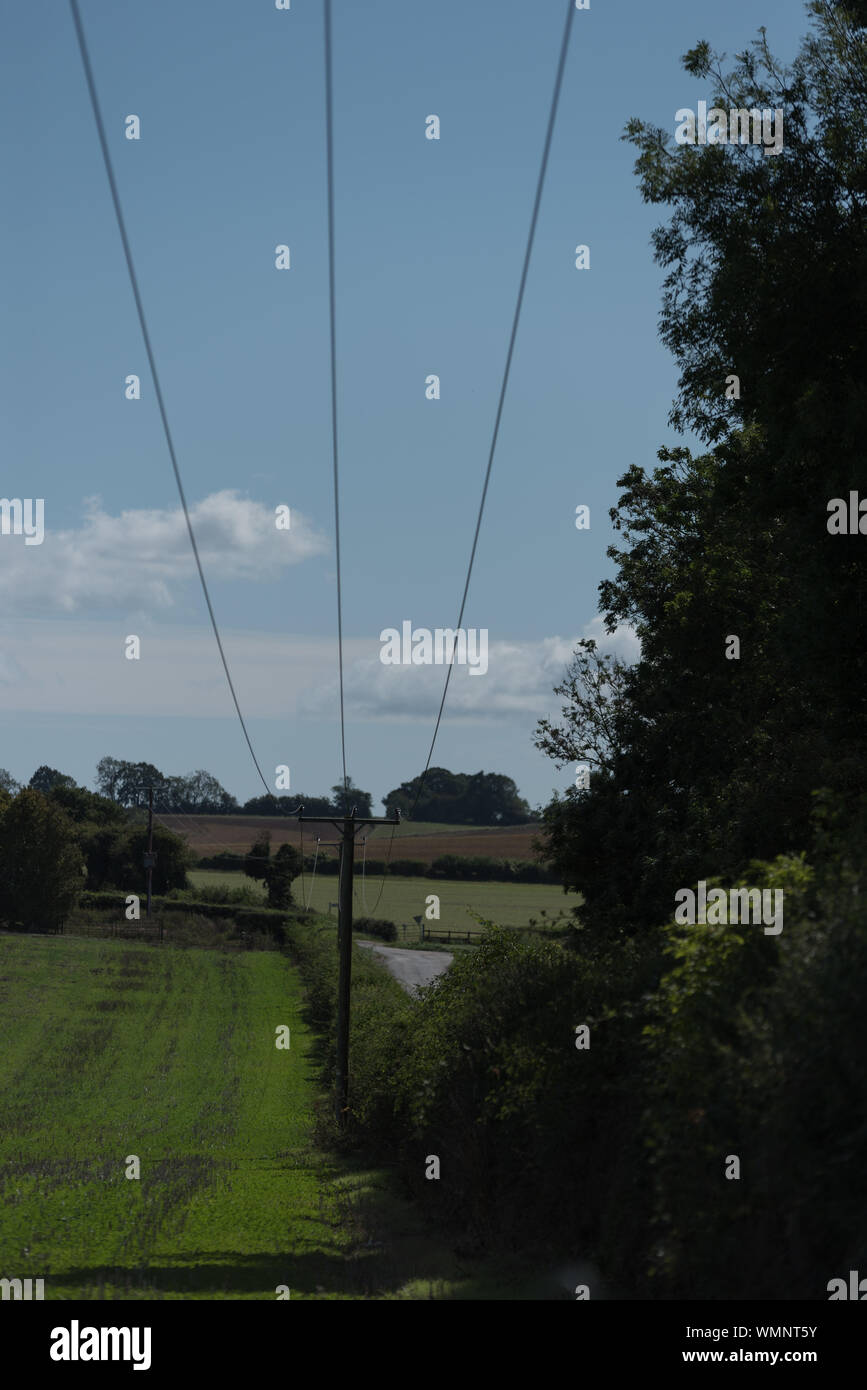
[297,804,400,1123]
[133,783,171,920]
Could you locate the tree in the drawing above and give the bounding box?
[0,769,20,794]
[384,767,534,824]
[330,780,373,817]
[384,767,463,821]
[461,772,534,826]
[29,765,77,794]
[536,4,867,937]
[264,842,302,909]
[95,759,165,807]
[78,823,127,892]
[95,756,125,801]
[534,640,632,778]
[114,823,189,895]
[0,789,85,930]
[620,5,867,768]
[47,783,131,890]
[97,758,238,813]
[162,770,238,814]
[245,832,271,881]
[49,782,129,828]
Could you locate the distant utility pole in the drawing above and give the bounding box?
[297,804,400,1123]
[133,784,171,919]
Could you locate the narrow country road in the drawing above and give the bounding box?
[357,941,453,995]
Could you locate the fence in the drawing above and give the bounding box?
[421,928,484,945]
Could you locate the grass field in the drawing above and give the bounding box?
[162,814,544,867]
[187,868,578,932]
[0,931,541,1300]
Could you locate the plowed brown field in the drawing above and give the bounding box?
[158,814,543,866]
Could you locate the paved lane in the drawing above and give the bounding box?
[357,941,453,995]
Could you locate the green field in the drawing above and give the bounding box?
[187,868,577,933]
[188,868,267,898]
[0,931,524,1300]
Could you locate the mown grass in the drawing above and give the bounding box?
[188,869,577,932]
[0,933,349,1298]
[0,930,544,1299]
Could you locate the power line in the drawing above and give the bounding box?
[363,817,398,916]
[70,0,573,924]
[68,0,274,802]
[409,0,576,822]
[324,0,349,803]
[356,3,577,914]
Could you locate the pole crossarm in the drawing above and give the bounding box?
[295,808,401,838]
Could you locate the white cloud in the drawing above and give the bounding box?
[0,622,368,718]
[300,621,640,723]
[0,618,639,722]
[580,614,641,664]
[0,491,329,615]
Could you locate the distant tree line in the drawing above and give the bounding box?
[1,760,538,826]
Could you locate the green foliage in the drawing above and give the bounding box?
[28,765,77,794]
[330,780,373,817]
[297,854,556,882]
[384,767,535,825]
[328,839,867,1294]
[388,859,427,876]
[537,4,867,939]
[197,852,245,871]
[352,916,398,942]
[114,824,190,895]
[0,788,85,930]
[49,782,128,828]
[637,844,867,1298]
[245,832,271,881]
[176,880,264,907]
[95,756,237,813]
[282,918,412,1140]
[75,889,305,945]
[428,854,557,884]
[326,922,657,1263]
[264,842,302,909]
[95,757,164,807]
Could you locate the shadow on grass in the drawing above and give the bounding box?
[51,1247,391,1299]
[49,1163,564,1300]
[319,1157,575,1301]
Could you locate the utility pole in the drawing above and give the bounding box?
[336,813,355,1118]
[145,785,155,920]
[133,784,171,920]
[297,804,400,1123]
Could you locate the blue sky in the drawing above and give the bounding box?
[0,0,808,816]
